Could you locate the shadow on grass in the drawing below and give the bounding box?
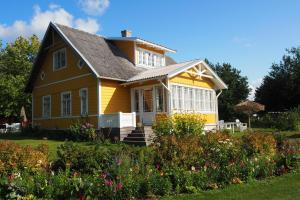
[287,133,300,139]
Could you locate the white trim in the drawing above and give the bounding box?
[60,91,72,117]
[106,37,176,53]
[42,95,51,119]
[97,78,101,129]
[169,82,215,91]
[167,60,228,89]
[33,114,98,120]
[52,48,67,71]
[52,23,100,78]
[135,47,165,68]
[79,88,88,115]
[34,73,92,89]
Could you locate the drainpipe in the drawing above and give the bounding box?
[216,90,222,130]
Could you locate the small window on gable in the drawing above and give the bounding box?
[53,48,66,70]
[40,71,45,80]
[77,59,85,69]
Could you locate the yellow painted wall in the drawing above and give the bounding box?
[111,40,135,63]
[111,40,166,65]
[169,66,217,124]
[169,67,215,89]
[32,33,98,129]
[101,79,131,113]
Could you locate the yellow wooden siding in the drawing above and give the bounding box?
[32,32,99,129]
[33,117,98,129]
[34,37,92,87]
[33,75,98,129]
[136,43,165,55]
[169,67,217,124]
[111,40,135,63]
[101,79,131,113]
[169,68,215,89]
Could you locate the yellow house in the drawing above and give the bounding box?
[25,22,227,142]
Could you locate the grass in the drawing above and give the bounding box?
[162,170,300,200]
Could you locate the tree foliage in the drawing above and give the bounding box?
[255,47,300,111]
[206,60,250,121]
[0,35,40,119]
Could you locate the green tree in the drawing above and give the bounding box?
[206,60,250,121]
[0,35,40,119]
[255,47,300,111]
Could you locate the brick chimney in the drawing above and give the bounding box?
[121,30,132,37]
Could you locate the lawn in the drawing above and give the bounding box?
[163,170,300,200]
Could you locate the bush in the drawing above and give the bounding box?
[252,106,300,131]
[69,121,96,141]
[242,132,277,157]
[153,113,206,138]
[0,141,48,174]
[152,135,203,169]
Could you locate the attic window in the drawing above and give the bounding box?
[137,48,165,68]
[77,59,85,69]
[40,71,45,80]
[53,48,66,70]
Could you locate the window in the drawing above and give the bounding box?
[61,92,71,116]
[143,88,153,112]
[53,48,66,70]
[134,90,139,112]
[79,88,88,115]
[136,48,164,68]
[42,95,51,118]
[171,85,216,113]
[155,86,164,112]
[77,59,85,69]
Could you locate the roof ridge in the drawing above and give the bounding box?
[53,22,105,39]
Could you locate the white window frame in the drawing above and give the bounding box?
[79,88,88,116]
[53,48,67,71]
[170,83,216,114]
[61,91,72,117]
[136,47,165,68]
[42,95,51,118]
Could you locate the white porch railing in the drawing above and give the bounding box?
[99,112,136,128]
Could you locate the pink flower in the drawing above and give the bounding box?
[117,159,122,166]
[105,179,113,187]
[117,182,123,190]
[100,172,107,179]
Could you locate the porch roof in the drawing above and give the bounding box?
[126,59,228,89]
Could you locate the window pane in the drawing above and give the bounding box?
[155,86,164,112]
[134,90,139,112]
[80,90,88,115]
[143,89,153,112]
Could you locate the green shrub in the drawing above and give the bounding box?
[153,113,205,138]
[148,171,172,196]
[69,121,96,141]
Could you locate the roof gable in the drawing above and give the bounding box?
[26,22,145,92]
[127,60,228,89]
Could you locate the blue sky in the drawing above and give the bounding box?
[1,0,300,95]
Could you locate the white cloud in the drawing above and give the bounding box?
[232,36,254,48]
[0,4,100,41]
[79,0,110,16]
[248,78,263,100]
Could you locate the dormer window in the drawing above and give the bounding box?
[137,48,165,68]
[53,48,66,71]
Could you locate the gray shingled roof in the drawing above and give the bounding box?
[127,60,200,82]
[56,24,145,81]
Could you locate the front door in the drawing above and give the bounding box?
[141,88,154,125]
[132,85,166,125]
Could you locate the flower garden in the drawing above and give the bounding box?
[0,114,300,199]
